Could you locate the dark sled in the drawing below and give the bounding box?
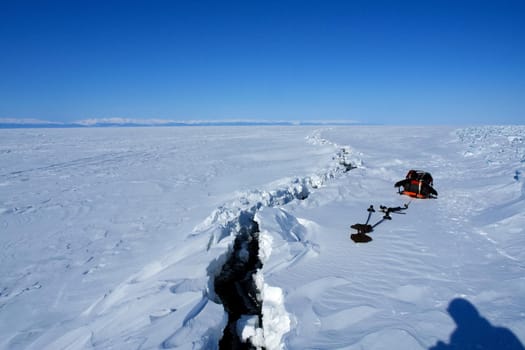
[350,223,373,234]
[350,233,373,243]
[350,204,409,243]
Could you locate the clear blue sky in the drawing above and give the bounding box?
[1,0,524,124]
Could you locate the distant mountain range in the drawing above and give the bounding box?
[0,118,362,128]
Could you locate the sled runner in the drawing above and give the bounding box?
[395,170,438,199]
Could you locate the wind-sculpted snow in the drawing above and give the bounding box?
[1,126,524,350]
[456,125,525,164]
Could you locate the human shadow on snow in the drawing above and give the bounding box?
[430,298,524,350]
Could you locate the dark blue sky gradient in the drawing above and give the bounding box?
[1,0,524,124]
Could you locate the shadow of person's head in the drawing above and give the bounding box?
[430,298,525,350]
[447,298,480,326]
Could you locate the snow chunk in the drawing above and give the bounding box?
[254,269,291,350]
[237,315,265,349]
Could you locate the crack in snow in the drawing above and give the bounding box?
[214,215,263,349]
[196,129,361,349]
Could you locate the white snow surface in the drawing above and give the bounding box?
[1,125,524,349]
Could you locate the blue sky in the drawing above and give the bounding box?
[1,0,524,124]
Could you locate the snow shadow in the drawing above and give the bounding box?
[429,298,524,350]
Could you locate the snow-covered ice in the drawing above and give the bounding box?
[1,125,524,349]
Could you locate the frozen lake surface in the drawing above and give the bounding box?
[1,126,524,349]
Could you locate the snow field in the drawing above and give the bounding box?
[0,126,341,349]
[1,125,524,349]
[267,126,525,349]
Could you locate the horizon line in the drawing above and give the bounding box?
[0,117,367,129]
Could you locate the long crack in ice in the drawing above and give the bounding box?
[198,129,361,349]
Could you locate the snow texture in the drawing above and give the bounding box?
[1,125,524,349]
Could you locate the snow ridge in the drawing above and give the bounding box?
[456,125,525,164]
[455,125,525,215]
[197,129,361,246]
[194,129,361,349]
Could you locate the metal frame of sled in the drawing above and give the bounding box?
[350,204,409,243]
